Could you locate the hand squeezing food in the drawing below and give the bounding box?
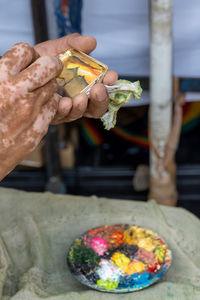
[57,49,142,130]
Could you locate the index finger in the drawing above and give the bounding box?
[35,34,97,56]
[15,56,63,92]
[0,42,39,78]
[103,70,118,85]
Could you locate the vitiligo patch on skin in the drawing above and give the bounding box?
[2,138,15,148]
[57,49,108,98]
[0,42,60,180]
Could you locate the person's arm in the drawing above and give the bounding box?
[0,35,117,180]
[0,42,62,180]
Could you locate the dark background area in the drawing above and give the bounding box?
[1,78,200,218]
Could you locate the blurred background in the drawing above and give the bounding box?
[0,0,200,217]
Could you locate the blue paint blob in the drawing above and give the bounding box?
[118,272,150,288]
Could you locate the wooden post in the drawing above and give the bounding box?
[149,0,177,206]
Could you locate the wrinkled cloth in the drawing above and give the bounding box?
[0,187,200,300]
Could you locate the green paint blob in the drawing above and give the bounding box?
[97,279,119,290]
[69,240,100,265]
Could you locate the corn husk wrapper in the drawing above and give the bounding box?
[85,79,143,130]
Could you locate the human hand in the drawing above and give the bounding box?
[35,33,118,124]
[0,42,62,180]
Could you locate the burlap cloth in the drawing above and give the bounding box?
[0,187,200,299]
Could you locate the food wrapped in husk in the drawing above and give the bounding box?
[101,80,142,130]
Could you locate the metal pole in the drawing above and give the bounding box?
[149,0,177,205]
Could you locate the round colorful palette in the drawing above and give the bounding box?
[67,224,172,293]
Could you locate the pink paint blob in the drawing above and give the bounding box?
[136,248,155,265]
[91,238,107,255]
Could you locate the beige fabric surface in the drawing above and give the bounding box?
[0,187,200,299]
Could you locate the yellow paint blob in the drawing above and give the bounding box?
[123,226,150,244]
[75,238,82,246]
[154,245,166,263]
[126,261,146,275]
[111,252,130,273]
[123,228,136,244]
[137,237,157,252]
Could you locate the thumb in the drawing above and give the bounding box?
[34,34,97,56]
